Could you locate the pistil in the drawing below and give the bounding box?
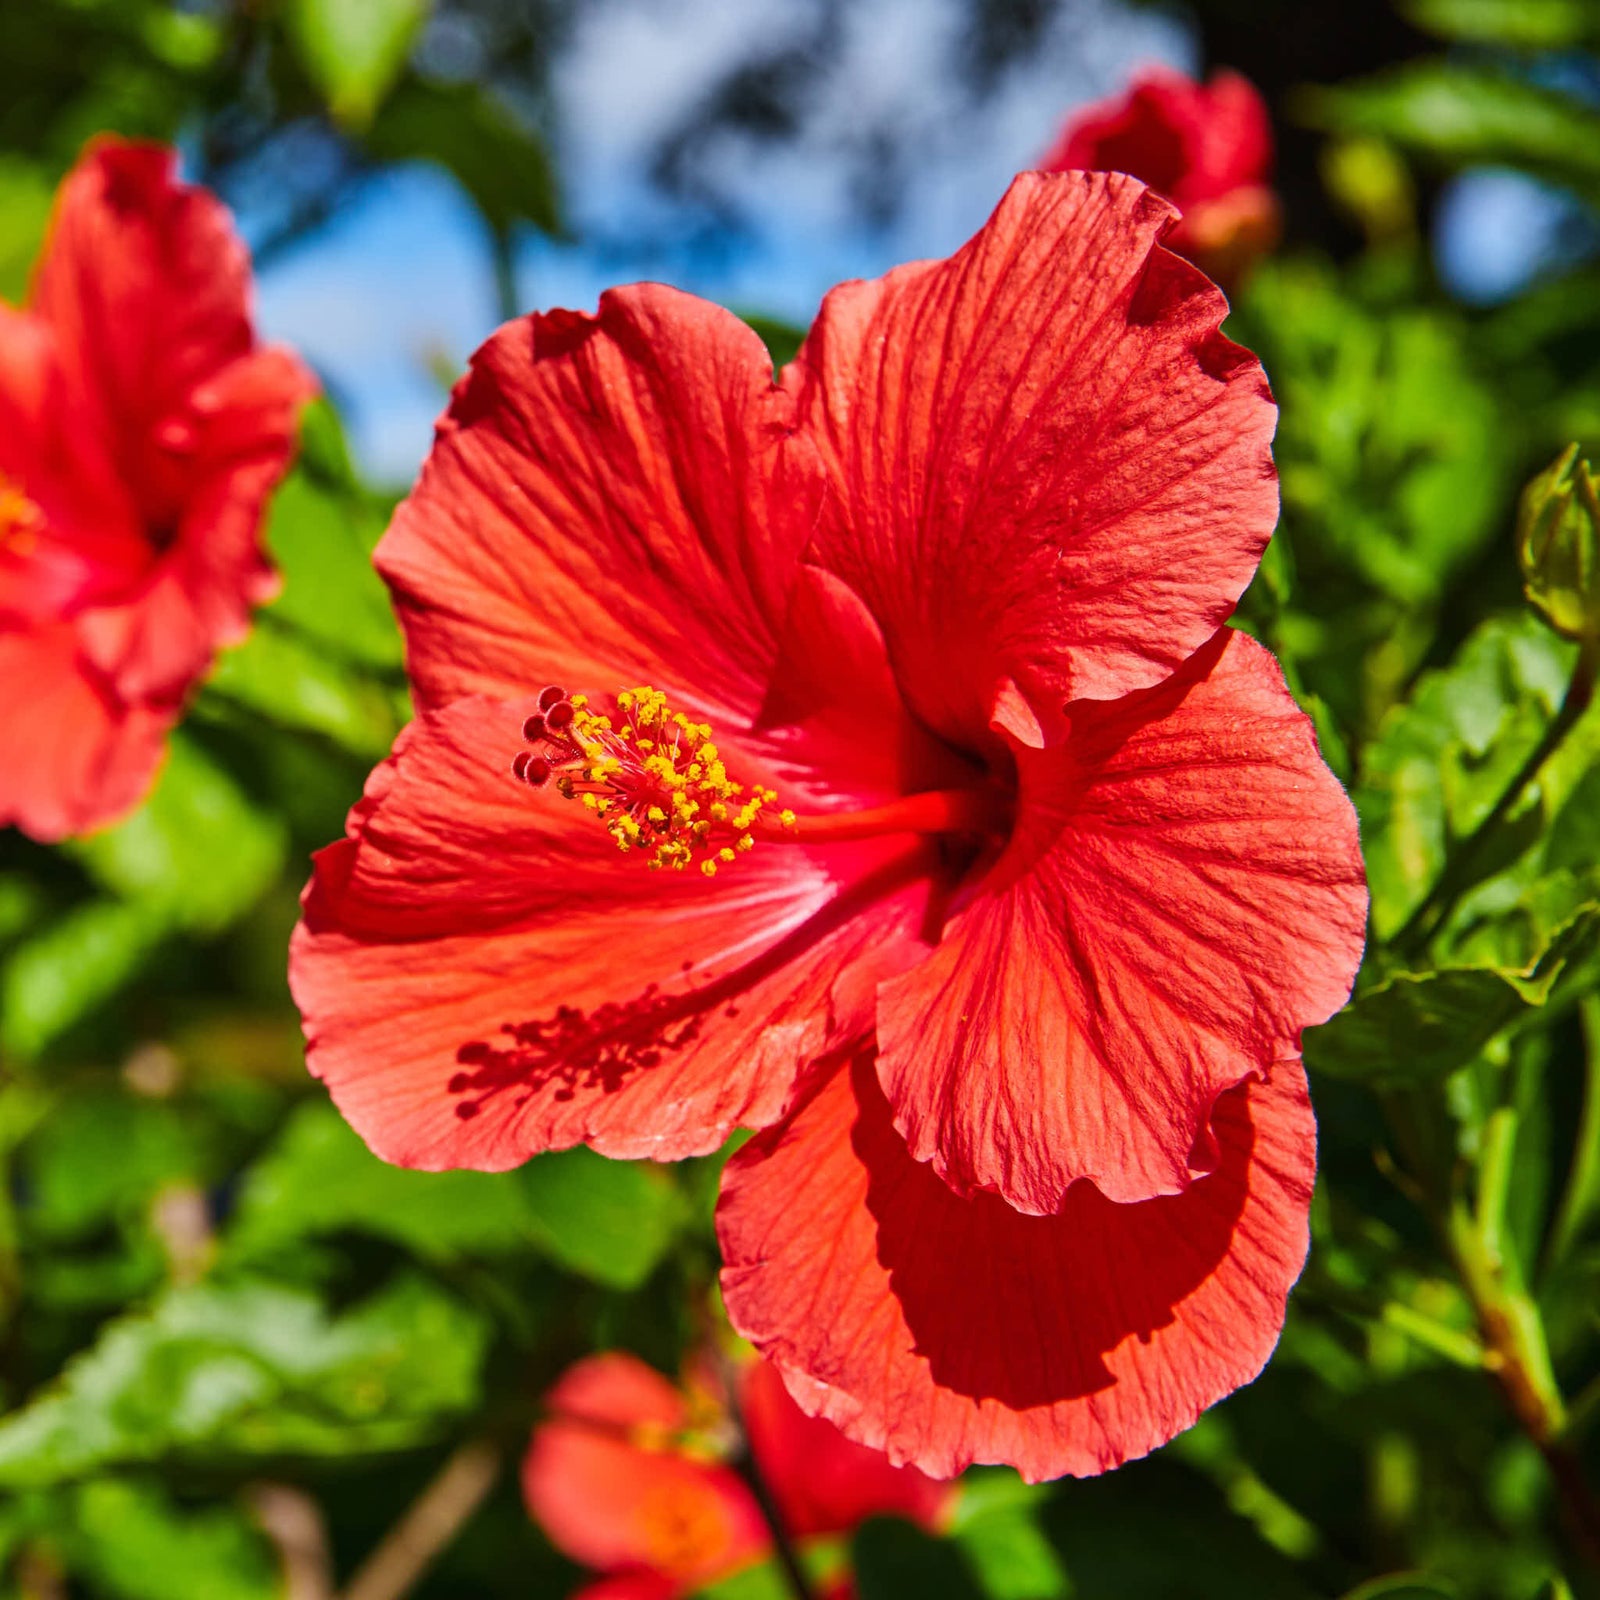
[748,786,1003,843]
[511,685,1000,876]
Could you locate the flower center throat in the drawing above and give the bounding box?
[511,684,1004,876]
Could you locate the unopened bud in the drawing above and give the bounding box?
[1517,443,1600,642]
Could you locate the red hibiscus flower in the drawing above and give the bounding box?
[523,1350,948,1598]
[1042,67,1280,283]
[0,138,315,840]
[290,172,1367,1480]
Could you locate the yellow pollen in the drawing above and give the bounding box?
[520,684,788,875]
[0,473,44,558]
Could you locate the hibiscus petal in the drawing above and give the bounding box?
[570,1575,679,1600]
[876,628,1366,1211]
[548,1353,688,1434]
[289,694,931,1169]
[522,1418,766,1586]
[23,140,312,701]
[0,625,171,842]
[378,286,819,723]
[718,1052,1316,1483]
[789,170,1277,747]
[738,1356,950,1539]
[30,140,265,512]
[0,306,148,621]
[75,347,315,702]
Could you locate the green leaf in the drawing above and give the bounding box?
[0,899,168,1059]
[953,1499,1069,1600]
[1303,63,1600,202]
[738,312,807,372]
[229,1103,684,1287]
[365,78,559,236]
[258,464,404,672]
[19,1089,200,1243]
[285,0,431,129]
[0,154,54,303]
[227,1101,542,1264]
[0,1275,488,1485]
[1356,614,1576,940]
[854,1517,987,1600]
[206,623,406,760]
[1546,759,1600,872]
[58,1479,279,1600]
[1307,969,1531,1084]
[0,873,46,947]
[700,1561,812,1600]
[68,735,287,935]
[1337,1577,1458,1600]
[1404,0,1600,45]
[516,1146,686,1289]
[1241,260,1508,611]
[199,440,406,754]
[1305,906,1600,1085]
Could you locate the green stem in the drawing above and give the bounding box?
[1569,1369,1600,1444]
[1380,1301,1489,1369]
[1449,1197,1600,1565]
[491,226,519,324]
[1391,640,1598,960]
[1476,1106,1519,1267]
[339,1439,501,1600]
[1546,995,1600,1271]
[725,1373,816,1600]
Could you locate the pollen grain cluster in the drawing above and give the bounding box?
[0,472,44,557]
[511,685,794,875]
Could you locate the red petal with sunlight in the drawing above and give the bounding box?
[289,694,933,1170]
[1041,71,1279,284]
[548,1353,689,1434]
[0,626,171,842]
[379,285,820,725]
[74,344,314,701]
[789,171,1277,751]
[876,629,1366,1212]
[1043,69,1274,213]
[0,305,146,626]
[719,1051,1316,1483]
[571,1575,680,1600]
[2,139,311,839]
[739,1354,950,1538]
[523,1421,765,1588]
[33,145,307,499]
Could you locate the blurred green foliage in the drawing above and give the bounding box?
[3,0,1600,1598]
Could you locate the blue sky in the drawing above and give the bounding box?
[246,0,1586,486]
[250,0,1191,483]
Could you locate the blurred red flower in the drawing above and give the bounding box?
[290,171,1366,1480]
[1042,67,1280,283]
[523,1350,948,1598]
[0,138,314,840]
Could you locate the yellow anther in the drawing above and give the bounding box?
[533,685,790,877]
[0,474,44,557]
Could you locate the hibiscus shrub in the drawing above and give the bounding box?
[4,2,1600,1599]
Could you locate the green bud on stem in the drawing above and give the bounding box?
[1517,443,1600,643]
